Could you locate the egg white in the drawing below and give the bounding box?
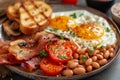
[45,10,116,49]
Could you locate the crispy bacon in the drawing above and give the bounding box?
[0,32,59,65]
[0,54,11,64]
[0,39,10,54]
[0,39,12,64]
[35,31,59,51]
[21,57,40,71]
[8,31,59,61]
[8,41,38,61]
[0,53,22,65]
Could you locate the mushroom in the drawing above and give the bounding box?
[2,20,21,36]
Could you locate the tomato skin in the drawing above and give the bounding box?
[40,58,63,75]
[45,41,73,63]
[63,41,78,52]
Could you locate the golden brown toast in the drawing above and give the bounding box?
[7,2,21,22]
[23,0,48,26]
[19,7,39,35]
[6,0,52,35]
[33,0,52,18]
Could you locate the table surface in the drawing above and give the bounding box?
[1,0,120,80]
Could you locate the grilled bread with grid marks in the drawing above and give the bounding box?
[23,0,48,26]
[33,0,52,18]
[19,7,39,35]
[6,0,52,35]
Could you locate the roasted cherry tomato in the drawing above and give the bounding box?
[45,40,72,63]
[62,41,78,52]
[40,58,63,75]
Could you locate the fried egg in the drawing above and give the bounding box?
[45,10,116,49]
[50,16,77,31]
[72,22,104,40]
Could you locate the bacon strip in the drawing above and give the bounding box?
[0,39,10,54]
[0,53,22,64]
[8,31,59,61]
[21,57,40,71]
[0,32,59,65]
[0,54,11,64]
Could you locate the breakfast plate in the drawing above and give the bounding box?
[0,3,120,80]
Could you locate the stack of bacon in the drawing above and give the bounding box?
[0,31,59,72]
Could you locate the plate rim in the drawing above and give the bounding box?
[4,4,120,80]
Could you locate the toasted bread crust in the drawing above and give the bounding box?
[19,7,39,35]
[33,0,52,18]
[7,2,21,22]
[6,0,52,35]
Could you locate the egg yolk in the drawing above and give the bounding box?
[50,16,73,31]
[72,23,104,40]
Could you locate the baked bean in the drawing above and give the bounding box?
[99,52,104,56]
[87,65,93,72]
[111,44,115,49]
[109,48,114,52]
[67,59,79,69]
[79,60,85,64]
[92,62,100,69]
[72,59,79,62]
[93,50,100,56]
[85,53,89,58]
[103,50,110,59]
[73,53,79,59]
[98,59,108,66]
[85,58,92,66]
[92,56,97,61]
[79,55,83,59]
[80,55,86,59]
[73,67,86,75]
[62,69,73,76]
[96,54,103,60]
[109,52,114,58]
[78,49,86,54]
[106,45,111,50]
[79,55,88,61]
[77,65,84,68]
[99,48,106,52]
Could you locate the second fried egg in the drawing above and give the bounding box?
[45,10,116,49]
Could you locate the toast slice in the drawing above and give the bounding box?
[33,0,52,18]
[23,0,48,26]
[19,7,39,35]
[7,2,21,22]
[20,0,52,34]
[6,0,52,35]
